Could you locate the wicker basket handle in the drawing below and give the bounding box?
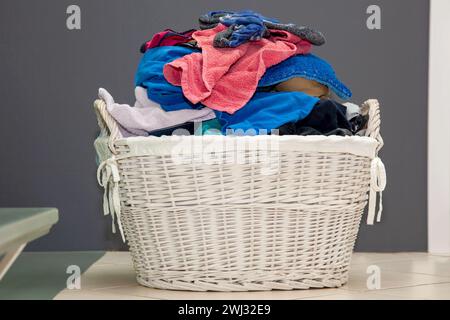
[94,98,121,154]
[363,99,383,151]
[362,99,386,225]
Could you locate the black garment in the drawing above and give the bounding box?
[349,113,369,134]
[176,41,200,50]
[278,99,352,136]
[296,127,353,136]
[148,122,195,137]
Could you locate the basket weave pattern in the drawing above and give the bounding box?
[95,98,384,291]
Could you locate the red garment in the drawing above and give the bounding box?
[163,24,312,114]
[141,29,195,52]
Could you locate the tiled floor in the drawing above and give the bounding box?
[54,252,450,300]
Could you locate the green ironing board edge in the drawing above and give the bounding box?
[0,208,59,253]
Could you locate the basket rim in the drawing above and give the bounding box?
[114,134,377,143]
[112,134,380,159]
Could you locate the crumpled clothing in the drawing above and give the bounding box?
[199,10,325,47]
[277,99,368,136]
[135,46,203,111]
[343,102,361,120]
[140,29,196,53]
[215,91,319,134]
[146,122,195,136]
[205,10,274,48]
[259,53,352,100]
[98,87,215,137]
[343,102,369,133]
[163,23,312,114]
[135,46,318,133]
[278,126,353,136]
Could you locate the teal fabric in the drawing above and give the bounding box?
[195,119,222,135]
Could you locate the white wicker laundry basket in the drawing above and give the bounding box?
[94,97,386,292]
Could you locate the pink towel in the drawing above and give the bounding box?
[163,24,312,114]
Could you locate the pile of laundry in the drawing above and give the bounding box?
[99,10,368,137]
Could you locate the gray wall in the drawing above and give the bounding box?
[0,0,429,251]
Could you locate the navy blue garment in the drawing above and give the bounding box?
[277,100,352,135]
[148,122,195,136]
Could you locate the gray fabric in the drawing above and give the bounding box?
[213,26,237,48]
[264,22,325,46]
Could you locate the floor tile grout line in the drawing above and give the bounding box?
[351,257,450,267]
[335,277,450,294]
[55,289,161,300]
[87,283,142,292]
[358,280,450,295]
[293,292,395,300]
[56,287,162,300]
[293,292,347,300]
[367,290,424,300]
[371,281,450,298]
[371,268,450,279]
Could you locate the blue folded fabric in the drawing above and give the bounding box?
[259,53,352,99]
[135,46,203,111]
[215,91,319,134]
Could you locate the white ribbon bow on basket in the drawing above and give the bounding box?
[367,157,387,225]
[97,156,126,242]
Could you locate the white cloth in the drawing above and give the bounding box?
[98,87,216,137]
[343,102,361,120]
